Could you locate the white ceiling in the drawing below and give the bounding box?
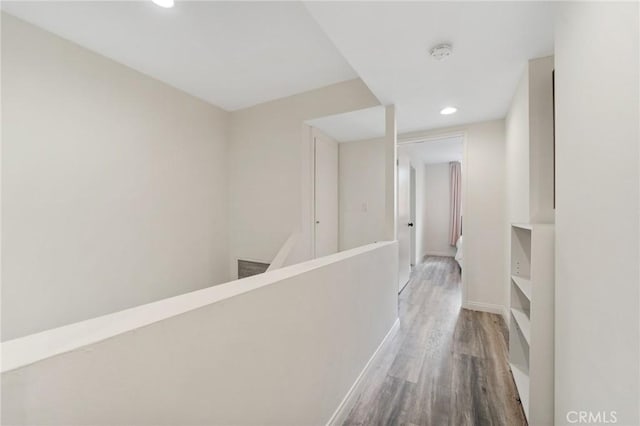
[304,1,554,133]
[1,1,357,111]
[399,136,464,165]
[306,106,385,143]
[2,1,554,132]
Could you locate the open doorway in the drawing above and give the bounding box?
[397,133,465,292]
[304,106,387,260]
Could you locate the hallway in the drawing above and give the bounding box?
[343,257,526,425]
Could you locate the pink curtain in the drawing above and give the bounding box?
[449,161,462,246]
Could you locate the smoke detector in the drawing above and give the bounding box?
[430,44,452,61]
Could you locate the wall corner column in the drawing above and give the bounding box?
[384,105,397,241]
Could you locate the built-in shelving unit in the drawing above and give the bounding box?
[510,307,530,344]
[510,363,530,417]
[512,223,533,231]
[509,224,554,425]
[511,275,532,300]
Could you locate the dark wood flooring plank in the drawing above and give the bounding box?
[450,353,495,426]
[345,375,414,426]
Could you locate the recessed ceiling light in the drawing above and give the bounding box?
[152,0,174,8]
[430,44,453,61]
[440,106,457,115]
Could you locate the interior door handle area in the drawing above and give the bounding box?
[408,222,414,227]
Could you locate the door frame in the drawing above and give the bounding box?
[409,164,417,268]
[397,130,468,303]
[302,124,340,260]
[397,154,412,292]
[311,127,339,258]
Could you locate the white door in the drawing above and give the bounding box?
[409,165,416,267]
[313,128,338,258]
[397,155,411,291]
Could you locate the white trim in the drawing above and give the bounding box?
[461,130,469,313]
[312,132,318,259]
[299,123,315,262]
[463,301,509,323]
[424,251,455,258]
[396,127,468,302]
[326,317,400,426]
[397,130,466,146]
[266,233,299,272]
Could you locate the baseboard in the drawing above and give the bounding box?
[463,301,509,323]
[326,318,400,426]
[424,251,455,258]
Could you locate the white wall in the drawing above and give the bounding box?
[400,120,507,315]
[1,14,231,341]
[228,80,379,277]
[463,121,507,313]
[555,3,639,425]
[505,55,555,227]
[423,162,456,258]
[505,66,531,225]
[338,138,386,251]
[528,56,555,224]
[1,242,399,426]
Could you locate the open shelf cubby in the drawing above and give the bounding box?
[508,224,554,425]
[511,275,532,301]
[511,226,531,280]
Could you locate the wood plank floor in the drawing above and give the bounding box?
[343,256,526,426]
